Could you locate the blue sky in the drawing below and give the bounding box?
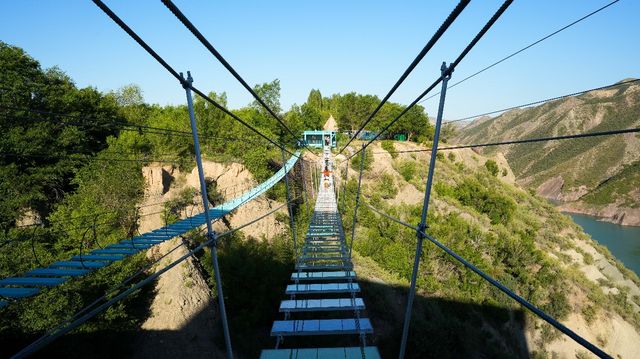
[1,0,638,120]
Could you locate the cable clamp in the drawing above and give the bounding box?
[416,222,428,237]
[206,231,218,247]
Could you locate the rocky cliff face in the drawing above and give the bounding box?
[133,237,224,359]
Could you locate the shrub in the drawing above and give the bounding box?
[582,305,597,324]
[381,140,397,158]
[434,182,456,198]
[398,161,417,182]
[447,152,456,162]
[351,147,373,171]
[162,187,196,224]
[454,178,516,224]
[485,160,499,177]
[377,173,398,199]
[583,252,594,265]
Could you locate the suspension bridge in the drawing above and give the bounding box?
[1,0,633,358]
[0,153,300,307]
[261,148,379,358]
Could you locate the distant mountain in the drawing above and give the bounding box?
[455,79,640,225]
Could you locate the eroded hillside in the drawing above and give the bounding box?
[338,140,640,358]
[455,80,640,225]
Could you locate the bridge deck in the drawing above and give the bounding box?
[271,318,373,336]
[260,346,381,359]
[285,283,360,294]
[280,298,365,312]
[262,147,377,357]
[290,271,355,281]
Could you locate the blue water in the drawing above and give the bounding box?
[568,213,640,276]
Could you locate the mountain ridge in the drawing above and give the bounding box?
[455,79,640,225]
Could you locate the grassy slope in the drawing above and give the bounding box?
[339,142,640,358]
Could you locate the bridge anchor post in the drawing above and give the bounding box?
[399,61,453,359]
[182,71,233,359]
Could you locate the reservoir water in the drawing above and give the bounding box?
[568,213,640,276]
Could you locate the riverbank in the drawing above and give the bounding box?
[567,213,640,277]
[557,202,640,227]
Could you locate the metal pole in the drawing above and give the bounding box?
[341,159,350,212]
[182,71,233,359]
[399,62,451,359]
[281,148,298,256]
[349,144,365,259]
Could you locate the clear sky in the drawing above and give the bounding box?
[1,0,638,121]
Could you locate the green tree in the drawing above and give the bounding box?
[307,89,323,112]
[0,42,120,228]
[252,79,282,115]
[381,140,396,158]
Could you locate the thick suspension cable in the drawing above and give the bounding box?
[337,0,471,155]
[0,152,187,165]
[0,107,270,146]
[91,0,295,156]
[361,200,612,358]
[374,127,640,155]
[345,0,514,161]
[441,127,640,150]
[418,0,621,104]
[160,0,297,139]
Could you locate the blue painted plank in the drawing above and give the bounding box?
[71,255,125,261]
[295,263,353,271]
[270,318,373,336]
[0,287,40,299]
[299,256,349,261]
[130,239,166,245]
[151,229,182,234]
[26,268,90,277]
[291,271,355,281]
[303,244,344,249]
[280,298,364,312]
[285,283,359,294]
[93,249,139,255]
[50,261,109,269]
[109,245,151,251]
[302,249,345,255]
[0,277,67,287]
[344,347,381,359]
[134,235,167,241]
[258,349,291,359]
[138,234,171,238]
